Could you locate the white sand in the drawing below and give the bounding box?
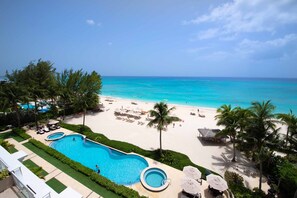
[65,95,285,192]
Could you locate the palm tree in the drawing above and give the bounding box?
[277,110,297,148]
[74,71,101,127]
[147,102,179,156]
[215,104,238,162]
[246,100,278,191]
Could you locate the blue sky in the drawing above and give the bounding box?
[0,0,297,78]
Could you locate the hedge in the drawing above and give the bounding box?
[12,128,31,140]
[28,139,144,198]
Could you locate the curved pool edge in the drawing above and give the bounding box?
[85,135,149,166]
[45,132,65,141]
[49,133,149,185]
[140,167,170,192]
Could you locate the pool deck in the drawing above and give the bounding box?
[21,128,225,198]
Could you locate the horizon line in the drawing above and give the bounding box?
[101,75,297,80]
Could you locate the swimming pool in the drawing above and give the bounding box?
[50,134,148,185]
[140,167,170,191]
[46,132,65,141]
[20,104,35,110]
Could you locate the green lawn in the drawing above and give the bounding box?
[7,146,18,153]
[46,178,67,193]
[0,131,26,142]
[23,142,120,198]
[23,159,48,178]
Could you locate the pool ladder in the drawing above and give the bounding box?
[162,178,171,185]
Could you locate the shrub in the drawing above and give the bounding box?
[224,171,265,198]
[0,169,9,180]
[224,171,244,186]
[279,161,297,198]
[0,139,14,151]
[28,139,143,198]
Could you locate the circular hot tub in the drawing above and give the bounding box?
[46,132,65,141]
[140,167,170,191]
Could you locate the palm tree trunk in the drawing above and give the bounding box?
[14,103,21,127]
[159,129,163,156]
[83,108,86,127]
[34,100,39,129]
[259,160,263,191]
[232,136,236,162]
[286,128,289,147]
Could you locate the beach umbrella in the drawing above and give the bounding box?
[180,177,201,195]
[183,166,202,180]
[206,174,228,191]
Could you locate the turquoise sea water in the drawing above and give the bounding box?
[101,77,297,113]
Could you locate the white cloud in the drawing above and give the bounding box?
[86,19,95,25]
[184,0,297,37]
[238,34,297,60]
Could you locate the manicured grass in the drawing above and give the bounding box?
[12,135,26,142]
[7,146,18,153]
[23,159,48,178]
[23,142,120,198]
[0,130,26,142]
[46,178,67,193]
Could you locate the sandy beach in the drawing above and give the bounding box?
[65,95,285,192]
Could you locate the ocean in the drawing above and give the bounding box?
[101,76,297,113]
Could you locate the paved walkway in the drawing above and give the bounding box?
[7,138,102,198]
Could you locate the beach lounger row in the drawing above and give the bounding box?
[36,124,60,134]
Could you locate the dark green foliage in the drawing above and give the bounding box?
[60,122,211,178]
[224,171,264,198]
[46,178,67,193]
[0,169,9,180]
[279,161,297,198]
[0,138,17,153]
[28,139,143,198]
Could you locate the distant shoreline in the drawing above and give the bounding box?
[100,94,218,112]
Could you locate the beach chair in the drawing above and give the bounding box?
[43,126,50,132]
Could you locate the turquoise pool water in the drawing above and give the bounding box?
[47,132,64,140]
[20,104,49,112]
[50,134,148,185]
[20,104,35,110]
[144,168,167,188]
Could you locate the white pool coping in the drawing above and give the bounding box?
[45,132,65,141]
[140,166,170,192]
